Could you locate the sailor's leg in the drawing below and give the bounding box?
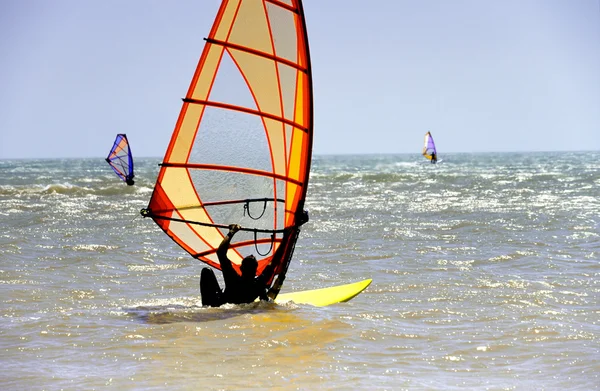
[200,268,223,307]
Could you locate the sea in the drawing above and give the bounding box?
[1,151,598,391]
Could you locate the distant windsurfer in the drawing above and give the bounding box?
[200,224,285,307]
[431,153,437,164]
[125,175,135,186]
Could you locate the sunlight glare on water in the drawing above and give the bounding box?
[0,152,599,390]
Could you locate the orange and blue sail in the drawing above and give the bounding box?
[106,134,135,185]
[422,131,437,163]
[141,0,313,299]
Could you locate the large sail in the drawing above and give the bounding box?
[106,133,135,185]
[141,0,313,299]
[422,131,437,162]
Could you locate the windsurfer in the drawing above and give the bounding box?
[200,224,284,307]
[431,153,437,164]
[125,175,135,186]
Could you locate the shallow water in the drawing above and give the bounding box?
[1,152,599,390]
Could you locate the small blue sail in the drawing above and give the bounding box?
[106,134,135,185]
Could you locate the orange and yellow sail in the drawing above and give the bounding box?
[142,0,313,298]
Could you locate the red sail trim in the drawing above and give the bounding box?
[265,0,299,13]
[265,0,313,299]
[262,0,286,240]
[149,181,214,243]
[148,184,175,224]
[160,162,305,187]
[163,2,235,166]
[182,98,309,132]
[294,0,313,205]
[147,187,213,259]
[205,38,308,73]
[185,0,236,97]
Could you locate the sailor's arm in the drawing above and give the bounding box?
[217,224,240,273]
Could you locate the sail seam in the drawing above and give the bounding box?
[182,98,308,133]
[204,38,308,73]
[264,0,299,14]
[160,162,305,186]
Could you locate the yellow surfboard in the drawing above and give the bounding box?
[274,279,372,307]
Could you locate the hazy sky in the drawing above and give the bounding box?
[1,0,599,159]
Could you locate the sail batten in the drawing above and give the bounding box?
[182,98,309,131]
[205,38,308,72]
[265,0,298,13]
[143,0,312,294]
[159,162,305,185]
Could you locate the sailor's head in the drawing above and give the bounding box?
[240,255,257,278]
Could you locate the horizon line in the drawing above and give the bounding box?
[0,149,597,161]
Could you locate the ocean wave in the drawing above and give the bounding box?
[0,183,152,197]
[69,244,120,252]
